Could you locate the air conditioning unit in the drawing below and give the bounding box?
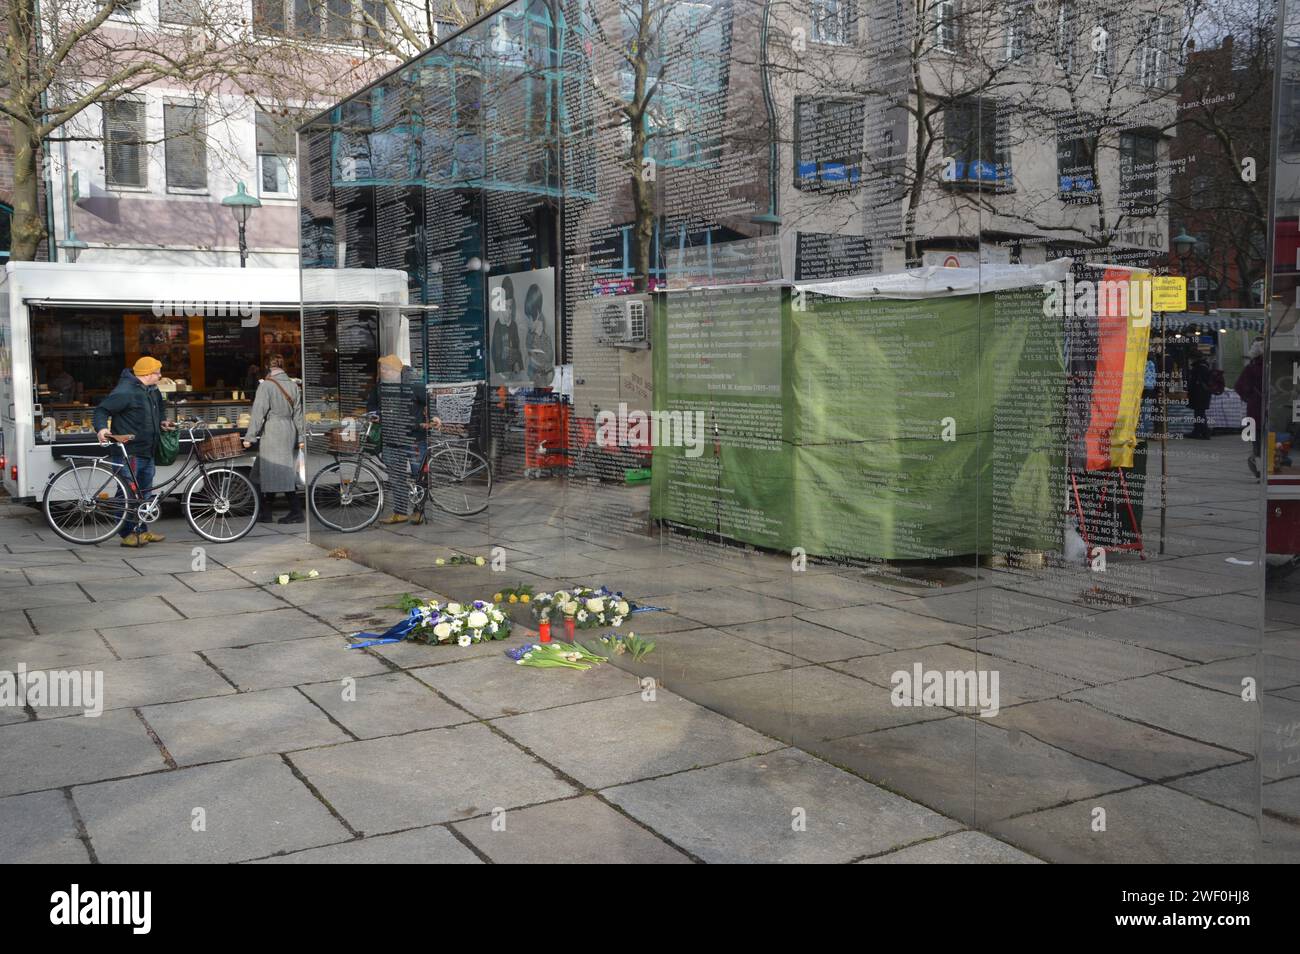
[592,295,650,348]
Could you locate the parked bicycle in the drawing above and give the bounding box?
[308,413,492,532]
[42,417,259,545]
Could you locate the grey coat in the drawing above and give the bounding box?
[245,370,303,493]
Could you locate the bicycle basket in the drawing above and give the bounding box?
[326,427,361,453]
[196,433,244,462]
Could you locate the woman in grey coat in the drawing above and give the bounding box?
[242,356,305,523]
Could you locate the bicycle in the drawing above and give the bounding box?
[42,417,260,545]
[307,413,493,532]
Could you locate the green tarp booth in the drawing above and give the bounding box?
[649,263,1070,560]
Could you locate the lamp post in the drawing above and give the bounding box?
[221,181,261,268]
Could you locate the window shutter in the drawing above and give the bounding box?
[164,104,207,190]
[104,100,147,189]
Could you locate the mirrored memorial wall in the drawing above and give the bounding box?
[300,0,1283,862]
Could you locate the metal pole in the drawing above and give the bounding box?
[238,221,248,268]
[1159,309,1167,555]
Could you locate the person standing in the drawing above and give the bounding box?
[243,355,304,523]
[1186,356,1213,440]
[93,356,176,547]
[1234,336,1266,477]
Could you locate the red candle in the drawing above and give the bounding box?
[563,616,576,642]
[538,619,551,643]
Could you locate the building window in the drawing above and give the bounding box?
[159,0,199,24]
[0,203,10,261]
[164,103,207,191]
[253,0,383,39]
[1055,2,1076,72]
[257,110,298,198]
[811,0,855,45]
[1092,16,1113,77]
[934,0,959,53]
[1056,118,1097,200]
[1189,276,1218,304]
[1004,2,1030,62]
[794,97,865,192]
[1251,278,1265,305]
[942,98,1011,187]
[1137,15,1170,89]
[104,99,147,189]
[1119,129,1159,216]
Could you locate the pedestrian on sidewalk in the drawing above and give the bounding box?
[1186,356,1213,440]
[93,356,176,548]
[1234,336,1265,477]
[243,355,305,524]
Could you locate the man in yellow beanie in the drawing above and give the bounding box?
[94,356,176,547]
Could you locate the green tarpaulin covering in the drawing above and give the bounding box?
[650,285,1064,559]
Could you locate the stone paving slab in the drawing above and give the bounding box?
[141,687,352,765]
[830,643,1086,708]
[174,567,258,591]
[1068,674,1257,754]
[123,553,223,575]
[411,654,642,719]
[0,790,90,863]
[203,635,390,691]
[0,708,166,796]
[1058,605,1256,663]
[163,587,290,620]
[722,617,888,663]
[288,722,577,834]
[0,583,91,610]
[0,631,117,671]
[24,561,142,584]
[0,613,36,639]
[73,754,350,864]
[992,699,1243,781]
[761,574,920,610]
[1167,653,1300,695]
[493,691,782,790]
[28,596,182,634]
[1166,760,1259,816]
[863,830,1044,863]
[634,627,800,684]
[79,576,196,601]
[100,608,335,659]
[270,571,426,607]
[0,549,82,567]
[798,604,977,650]
[987,784,1258,864]
[232,557,376,583]
[811,717,1139,826]
[974,626,1188,686]
[595,562,765,599]
[684,664,947,745]
[603,748,961,863]
[298,672,472,738]
[1261,695,1300,781]
[452,795,691,863]
[1264,775,1300,823]
[655,588,803,628]
[32,652,235,719]
[250,826,482,864]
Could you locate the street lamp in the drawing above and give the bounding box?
[221,181,261,268]
[57,229,88,264]
[1173,229,1196,269]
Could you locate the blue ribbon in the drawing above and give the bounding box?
[631,605,665,614]
[349,607,425,648]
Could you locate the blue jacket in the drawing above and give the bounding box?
[93,369,166,459]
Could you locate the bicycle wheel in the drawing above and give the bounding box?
[309,460,385,532]
[42,461,129,544]
[184,467,260,543]
[427,445,492,516]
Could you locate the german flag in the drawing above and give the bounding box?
[1082,266,1152,471]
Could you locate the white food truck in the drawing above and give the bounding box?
[0,262,411,503]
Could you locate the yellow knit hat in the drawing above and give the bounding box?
[133,356,163,376]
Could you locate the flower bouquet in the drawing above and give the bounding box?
[584,631,655,662]
[506,642,607,671]
[409,599,512,647]
[532,586,634,631]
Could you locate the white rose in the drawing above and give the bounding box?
[446,602,462,615]
[616,601,630,616]
[490,610,504,623]
[433,622,453,640]
[612,617,623,627]
[586,597,605,613]
[276,574,290,585]
[458,634,471,647]
[467,610,489,629]
[475,556,486,566]
[489,623,499,634]
[562,601,579,616]
[308,569,320,578]
[555,591,570,604]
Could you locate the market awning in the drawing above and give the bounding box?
[793,259,1072,299]
[1159,312,1266,332]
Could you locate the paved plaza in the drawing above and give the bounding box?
[1,433,1298,863]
